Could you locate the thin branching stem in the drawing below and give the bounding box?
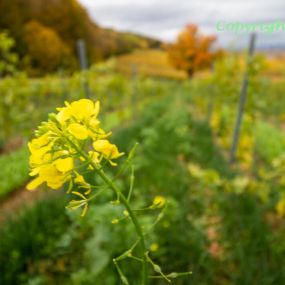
[66,137,148,285]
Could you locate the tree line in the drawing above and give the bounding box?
[0,0,161,75]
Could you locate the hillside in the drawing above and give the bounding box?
[0,0,161,74]
[115,49,187,79]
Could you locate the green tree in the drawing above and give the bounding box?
[0,32,18,76]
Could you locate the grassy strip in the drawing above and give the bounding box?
[0,146,29,200]
[0,196,69,285]
[254,121,285,163]
[2,93,284,284]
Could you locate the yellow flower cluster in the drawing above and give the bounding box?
[151,196,166,209]
[27,99,123,191]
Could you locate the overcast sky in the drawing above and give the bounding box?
[78,0,285,49]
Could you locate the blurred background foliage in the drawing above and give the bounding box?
[0,0,161,75]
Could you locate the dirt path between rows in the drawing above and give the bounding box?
[0,136,24,156]
[0,184,46,225]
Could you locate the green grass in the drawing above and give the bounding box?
[1,75,285,285]
[0,196,70,285]
[0,146,29,199]
[255,121,285,162]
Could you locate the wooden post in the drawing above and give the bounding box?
[76,39,91,98]
[77,39,88,70]
[229,33,256,164]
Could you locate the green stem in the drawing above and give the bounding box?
[67,138,148,285]
[95,168,148,285]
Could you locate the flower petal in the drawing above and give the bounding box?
[26,177,44,191]
[68,123,89,140]
[54,157,74,173]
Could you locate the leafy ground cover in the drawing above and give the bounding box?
[0,146,29,199]
[1,90,284,285]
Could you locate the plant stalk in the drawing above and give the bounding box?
[67,138,148,285]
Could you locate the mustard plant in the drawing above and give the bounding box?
[27,98,191,284]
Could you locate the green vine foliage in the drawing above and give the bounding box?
[0,32,18,76]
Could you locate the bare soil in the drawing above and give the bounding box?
[0,184,46,225]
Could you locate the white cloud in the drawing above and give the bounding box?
[78,0,285,48]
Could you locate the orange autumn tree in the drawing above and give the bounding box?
[23,21,70,72]
[168,24,217,78]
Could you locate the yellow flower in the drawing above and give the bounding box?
[26,176,44,191]
[27,151,73,191]
[150,243,159,252]
[56,99,100,123]
[28,133,51,150]
[53,157,74,172]
[27,164,68,191]
[93,139,123,160]
[27,99,121,196]
[69,99,99,121]
[74,174,90,189]
[68,123,89,140]
[29,145,52,165]
[93,101,100,118]
[152,196,166,208]
[74,174,85,184]
[88,151,100,165]
[276,197,285,217]
[89,118,100,129]
[56,106,72,124]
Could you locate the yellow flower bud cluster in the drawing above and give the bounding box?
[27,99,123,191]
